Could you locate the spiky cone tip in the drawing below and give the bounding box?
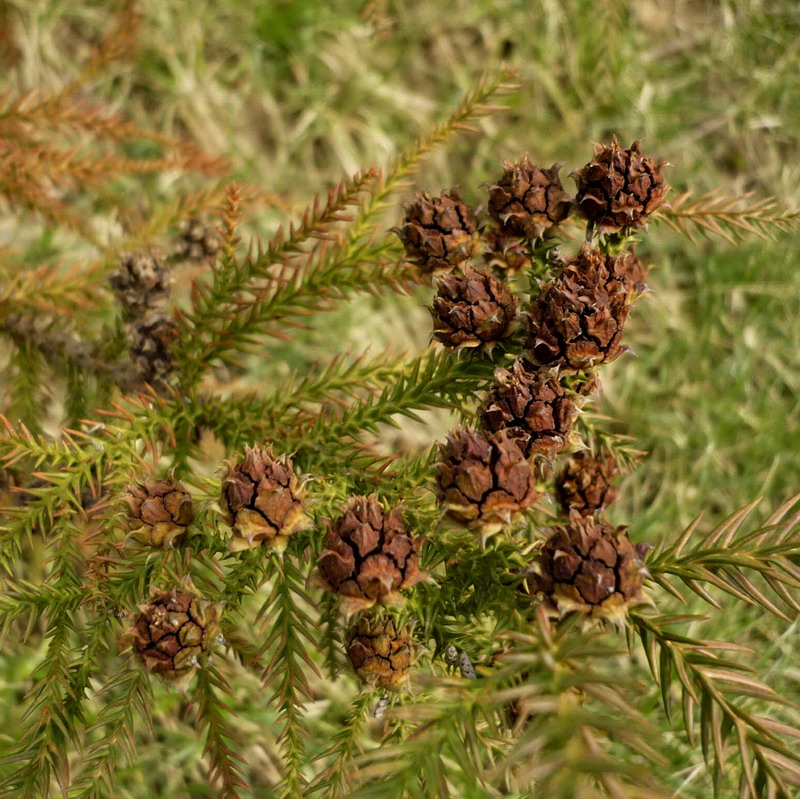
[220,443,309,552]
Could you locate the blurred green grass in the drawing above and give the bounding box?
[2,0,800,795]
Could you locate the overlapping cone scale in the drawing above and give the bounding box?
[436,427,541,536]
[431,267,517,350]
[524,246,644,371]
[346,615,413,690]
[572,137,668,233]
[394,188,478,273]
[221,444,308,552]
[482,227,531,277]
[526,514,646,619]
[556,450,619,517]
[122,477,194,548]
[109,252,170,318]
[129,312,179,385]
[318,495,425,613]
[479,361,577,460]
[127,587,220,691]
[487,156,572,239]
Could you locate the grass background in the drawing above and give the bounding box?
[2,0,800,796]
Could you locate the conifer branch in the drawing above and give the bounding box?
[654,190,800,244]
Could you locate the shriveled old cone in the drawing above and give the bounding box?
[431,267,518,350]
[126,587,221,692]
[221,444,308,552]
[556,450,619,517]
[572,137,668,233]
[436,427,540,538]
[482,227,531,277]
[128,312,179,386]
[175,216,222,262]
[393,188,478,273]
[110,252,170,318]
[479,361,577,460]
[487,156,572,239]
[525,513,647,620]
[318,495,426,614]
[122,477,194,548]
[346,615,413,690]
[524,246,644,371]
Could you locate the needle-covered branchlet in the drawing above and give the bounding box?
[346,615,414,691]
[571,137,669,234]
[524,513,647,620]
[478,361,578,460]
[121,477,194,548]
[524,246,645,372]
[125,587,221,692]
[436,427,541,538]
[317,495,426,614]
[393,188,479,273]
[555,450,620,517]
[431,267,518,351]
[220,444,308,552]
[487,156,572,239]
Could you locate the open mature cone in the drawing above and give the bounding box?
[482,226,532,277]
[524,246,644,372]
[431,267,517,350]
[556,450,619,517]
[109,252,170,318]
[122,477,194,548]
[572,137,668,233]
[436,427,541,538]
[393,188,478,273]
[175,216,221,261]
[346,615,413,690]
[318,495,426,614]
[126,587,221,692]
[479,361,577,460]
[487,156,572,239]
[525,513,647,620]
[220,444,308,552]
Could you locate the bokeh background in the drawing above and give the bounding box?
[1,1,799,796]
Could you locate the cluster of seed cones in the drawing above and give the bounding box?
[395,137,664,621]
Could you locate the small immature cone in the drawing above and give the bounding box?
[556,450,619,517]
[525,513,647,620]
[109,252,170,318]
[524,246,644,372]
[122,478,194,548]
[431,267,518,350]
[572,137,669,233]
[487,157,572,239]
[393,188,478,273]
[175,216,222,262]
[128,312,179,386]
[346,615,413,691]
[436,427,541,537]
[318,495,426,614]
[482,227,532,277]
[221,444,308,552]
[479,361,577,460]
[126,587,221,692]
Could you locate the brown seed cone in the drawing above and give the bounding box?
[346,615,413,690]
[221,444,308,552]
[175,217,222,261]
[431,267,518,350]
[110,252,170,318]
[479,361,578,460]
[126,587,221,692]
[572,137,669,233]
[524,246,643,371]
[487,157,572,239]
[393,188,478,273]
[122,478,194,548]
[525,513,647,619]
[555,450,619,517]
[436,427,541,537]
[318,495,426,614]
[482,227,531,277]
[128,312,179,385]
